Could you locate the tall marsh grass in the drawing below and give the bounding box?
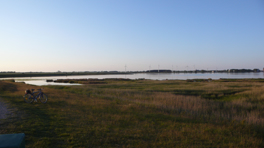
[88,81,264,127]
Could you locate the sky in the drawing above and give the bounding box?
[0,0,264,72]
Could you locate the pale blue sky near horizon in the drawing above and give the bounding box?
[0,0,264,72]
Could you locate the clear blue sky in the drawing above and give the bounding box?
[1,0,264,72]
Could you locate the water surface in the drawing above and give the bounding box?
[2,72,264,86]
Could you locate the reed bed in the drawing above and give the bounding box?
[64,79,264,127]
[91,87,264,127]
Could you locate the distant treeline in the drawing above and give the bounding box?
[146,68,262,73]
[146,70,172,73]
[192,69,261,73]
[0,71,131,78]
[228,69,261,72]
[0,68,262,78]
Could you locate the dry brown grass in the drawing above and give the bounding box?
[85,80,264,127]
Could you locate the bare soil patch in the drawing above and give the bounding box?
[0,97,11,120]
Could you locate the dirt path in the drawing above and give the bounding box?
[0,97,11,120]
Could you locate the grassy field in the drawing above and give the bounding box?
[1,79,264,147]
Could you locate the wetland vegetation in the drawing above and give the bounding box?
[1,79,264,147]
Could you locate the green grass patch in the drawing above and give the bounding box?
[1,80,264,147]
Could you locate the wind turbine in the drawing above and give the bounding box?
[125,65,127,73]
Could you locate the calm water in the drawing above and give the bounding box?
[2,72,264,86]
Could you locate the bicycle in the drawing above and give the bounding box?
[24,89,48,103]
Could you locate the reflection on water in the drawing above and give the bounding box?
[15,80,81,86]
[1,72,264,86]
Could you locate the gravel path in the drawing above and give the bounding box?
[0,97,11,120]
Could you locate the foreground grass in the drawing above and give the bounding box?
[0,79,264,147]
